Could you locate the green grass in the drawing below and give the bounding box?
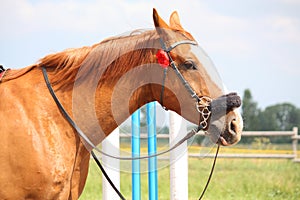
[79,157,300,200]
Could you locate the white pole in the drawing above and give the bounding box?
[102,128,120,200]
[169,111,188,200]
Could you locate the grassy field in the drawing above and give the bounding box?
[79,155,300,200]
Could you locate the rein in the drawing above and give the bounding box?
[41,39,228,199]
[42,66,218,199]
[42,65,203,161]
[42,67,219,199]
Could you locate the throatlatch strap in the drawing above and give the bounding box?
[160,68,168,110]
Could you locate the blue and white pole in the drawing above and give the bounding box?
[131,109,141,200]
[147,102,158,200]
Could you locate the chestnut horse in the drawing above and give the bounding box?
[0,9,243,199]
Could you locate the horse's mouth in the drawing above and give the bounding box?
[217,132,240,146]
[206,121,241,146]
[218,136,230,146]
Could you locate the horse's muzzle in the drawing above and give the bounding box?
[206,92,243,146]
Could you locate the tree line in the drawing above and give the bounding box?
[241,89,300,143]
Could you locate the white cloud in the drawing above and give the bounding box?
[264,15,300,44]
[1,0,137,36]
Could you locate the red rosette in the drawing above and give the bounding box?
[156,49,170,68]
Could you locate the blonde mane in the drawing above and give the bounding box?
[38,29,159,88]
[3,28,191,87]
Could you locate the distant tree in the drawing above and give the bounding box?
[241,88,300,143]
[259,103,300,143]
[242,89,261,131]
[261,103,299,131]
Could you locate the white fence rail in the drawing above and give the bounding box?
[224,127,298,161]
[120,127,299,162]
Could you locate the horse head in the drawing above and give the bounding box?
[151,9,243,146]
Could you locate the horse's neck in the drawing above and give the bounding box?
[55,30,162,144]
[94,35,161,138]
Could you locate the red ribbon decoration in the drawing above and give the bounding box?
[156,49,170,69]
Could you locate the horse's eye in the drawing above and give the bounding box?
[183,60,197,70]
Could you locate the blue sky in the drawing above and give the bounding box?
[1,0,299,109]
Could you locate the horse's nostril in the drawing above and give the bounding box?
[230,119,237,134]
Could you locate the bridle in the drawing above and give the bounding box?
[41,37,240,199]
[158,39,212,130]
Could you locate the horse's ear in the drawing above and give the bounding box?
[170,10,195,41]
[153,8,169,29]
[169,11,184,31]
